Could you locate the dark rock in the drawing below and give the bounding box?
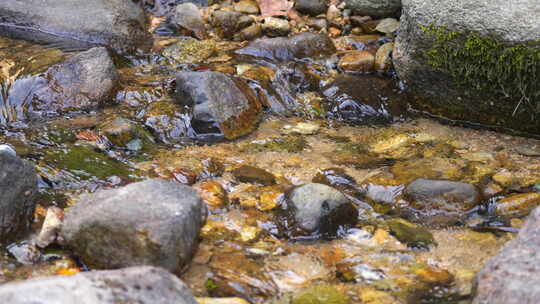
[473,206,540,304]
[174,3,207,39]
[0,0,152,53]
[387,218,435,248]
[401,178,480,227]
[322,74,406,125]
[175,71,262,140]
[0,266,198,304]
[278,183,358,238]
[31,47,119,115]
[295,0,327,16]
[0,151,38,243]
[393,0,540,135]
[232,165,276,186]
[61,179,204,272]
[235,32,336,62]
[346,0,402,17]
[211,10,244,39]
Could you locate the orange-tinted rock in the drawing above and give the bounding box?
[339,50,375,72]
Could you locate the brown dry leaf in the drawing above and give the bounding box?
[75,130,100,142]
[257,0,293,17]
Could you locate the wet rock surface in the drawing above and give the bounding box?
[322,74,405,124]
[232,165,276,186]
[0,266,198,304]
[0,151,38,243]
[61,179,204,272]
[278,183,358,238]
[0,0,152,52]
[473,206,540,304]
[2,47,118,123]
[235,32,336,62]
[401,179,480,227]
[175,71,262,139]
[295,0,327,16]
[394,0,540,134]
[346,0,402,17]
[1,1,540,303]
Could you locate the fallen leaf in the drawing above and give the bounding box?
[257,0,293,17]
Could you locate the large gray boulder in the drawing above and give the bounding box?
[0,266,198,304]
[0,151,38,243]
[473,206,540,304]
[61,179,204,272]
[0,0,152,53]
[393,0,540,134]
[346,0,402,17]
[175,71,262,140]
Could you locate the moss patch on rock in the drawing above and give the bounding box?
[45,145,133,180]
[420,24,540,117]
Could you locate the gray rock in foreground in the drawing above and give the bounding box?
[0,266,198,304]
[0,0,152,53]
[393,0,540,134]
[61,179,204,272]
[473,206,540,304]
[346,0,402,17]
[0,151,38,243]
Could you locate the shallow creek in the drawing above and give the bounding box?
[1,25,540,304]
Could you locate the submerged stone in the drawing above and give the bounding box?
[495,192,540,219]
[386,218,435,248]
[278,183,358,238]
[235,33,336,62]
[401,178,480,227]
[291,285,350,304]
[322,74,406,125]
[232,165,276,186]
[393,0,540,135]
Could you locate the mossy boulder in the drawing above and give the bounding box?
[394,0,540,134]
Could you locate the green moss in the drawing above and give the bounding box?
[45,145,133,180]
[420,24,540,115]
[292,286,350,304]
[204,279,219,292]
[386,218,435,248]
